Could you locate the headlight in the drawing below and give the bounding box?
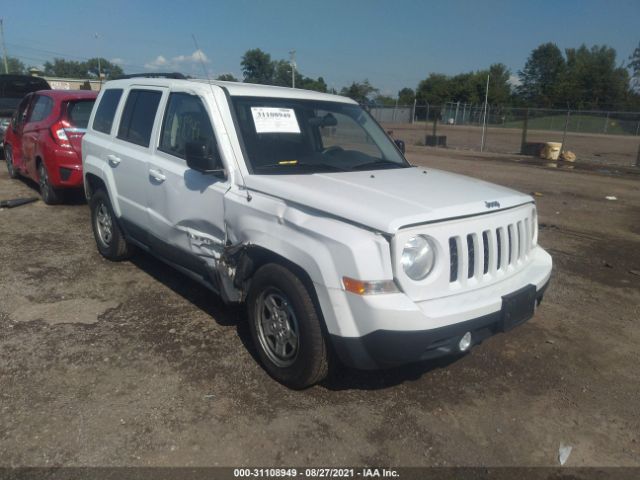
[401,235,436,280]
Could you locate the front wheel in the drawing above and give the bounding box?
[90,189,134,260]
[247,263,330,389]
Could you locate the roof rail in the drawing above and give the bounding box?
[114,72,188,80]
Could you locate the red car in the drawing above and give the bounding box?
[4,89,98,204]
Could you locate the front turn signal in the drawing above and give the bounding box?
[342,277,398,295]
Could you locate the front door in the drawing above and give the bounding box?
[145,91,229,277]
[8,94,33,171]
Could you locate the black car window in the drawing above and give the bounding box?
[159,92,217,160]
[92,89,123,134]
[117,89,162,147]
[11,95,32,129]
[66,100,96,128]
[28,95,54,123]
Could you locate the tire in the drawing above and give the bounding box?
[247,263,329,389]
[90,189,134,261]
[5,146,18,179]
[38,161,60,205]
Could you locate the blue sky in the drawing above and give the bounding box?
[4,0,639,95]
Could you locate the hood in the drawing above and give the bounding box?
[244,167,533,233]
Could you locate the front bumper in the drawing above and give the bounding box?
[322,246,552,370]
[331,280,548,369]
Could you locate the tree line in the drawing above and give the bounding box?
[5,41,640,110]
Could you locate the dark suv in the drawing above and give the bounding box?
[0,75,51,148]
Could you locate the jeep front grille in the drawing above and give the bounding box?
[448,217,533,284]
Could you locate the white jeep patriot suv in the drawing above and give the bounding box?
[82,75,552,388]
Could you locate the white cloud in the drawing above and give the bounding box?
[110,57,124,65]
[144,50,209,71]
[144,55,168,69]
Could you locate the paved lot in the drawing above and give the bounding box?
[0,149,639,467]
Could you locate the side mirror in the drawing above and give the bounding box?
[185,141,224,174]
[394,139,406,154]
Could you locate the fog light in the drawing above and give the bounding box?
[458,332,472,351]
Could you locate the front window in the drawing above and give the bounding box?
[231,96,408,174]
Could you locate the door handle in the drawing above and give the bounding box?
[107,154,121,167]
[149,168,166,182]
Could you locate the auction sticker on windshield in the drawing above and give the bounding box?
[251,107,300,134]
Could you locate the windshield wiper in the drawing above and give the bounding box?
[255,162,346,172]
[350,159,405,171]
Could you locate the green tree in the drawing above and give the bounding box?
[298,76,327,93]
[216,73,238,82]
[517,42,566,107]
[43,58,88,78]
[560,44,630,109]
[416,73,451,105]
[5,56,26,74]
[398,87,415,105]
[486,63,512,105]
[241,48,274,84]
[272,59,301,87]
[340,80,378,104]
[373,94,395,106]
[85,58,123,80]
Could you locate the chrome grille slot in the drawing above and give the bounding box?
[482,231,490,274]
[496,227,503,270]
[466,234,475,279]
[507,224,515,265]
[449,237,458,282]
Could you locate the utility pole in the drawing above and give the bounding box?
[1,18,9,74]
[95,33,102,86]
[480,74,490,152]
[289,50,296,88]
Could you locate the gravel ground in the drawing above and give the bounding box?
[0,149,638,467]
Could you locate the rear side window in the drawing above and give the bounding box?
[93,89,123,134]
[117,89,162,147]
[29,95,53,122]
[66,100,95,128]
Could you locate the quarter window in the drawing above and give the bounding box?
[92,89,123,134]
[159,92,217,160]
[117,89,162,147]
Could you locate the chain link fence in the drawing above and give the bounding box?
[370,104,640,167]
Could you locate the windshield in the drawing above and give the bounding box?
[231,96,409,174]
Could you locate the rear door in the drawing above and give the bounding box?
[108,86,165,240]
[21,94,54,178]
[145,90,230,276]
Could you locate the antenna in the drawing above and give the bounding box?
[191,34,250,200]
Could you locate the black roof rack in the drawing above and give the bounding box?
[114,72,188,80]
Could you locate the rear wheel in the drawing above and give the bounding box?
[38,162,60,205]
[90,189,134,260]
[5,146,18,179]
[247,263,330,389]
